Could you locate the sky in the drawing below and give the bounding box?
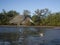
[0,0,60,14]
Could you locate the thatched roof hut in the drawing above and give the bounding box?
[9,15,34,25]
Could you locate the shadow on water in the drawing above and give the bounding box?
[0,26,60,45]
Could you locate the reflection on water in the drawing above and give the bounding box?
[0,26,60,45]
[39,33,44,37]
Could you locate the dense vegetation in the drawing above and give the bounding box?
[0,9,19,25]
[0,9,60,26]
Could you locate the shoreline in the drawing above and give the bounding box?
[0,25,60,27]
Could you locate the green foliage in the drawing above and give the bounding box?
[0,9,60,26]
[32,9,49,26]
[32,15,40,25]
[0,9,19,25]
[41,12,60,26]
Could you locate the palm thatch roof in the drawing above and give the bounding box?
[9,15,34,25]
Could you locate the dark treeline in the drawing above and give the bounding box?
[0,9,19,25]
[0,9,60,26]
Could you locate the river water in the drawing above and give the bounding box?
[0,26,60,45]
